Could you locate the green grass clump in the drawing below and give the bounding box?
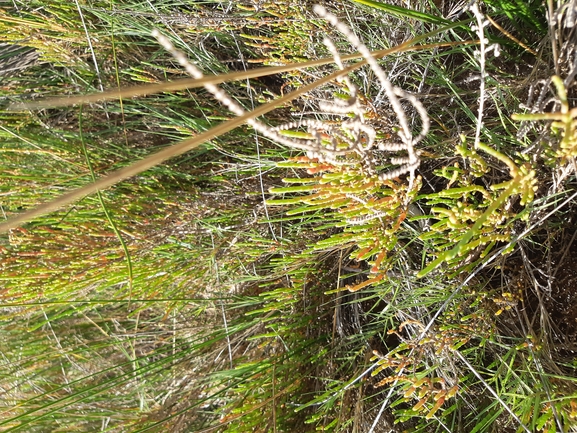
[2,0,577,432]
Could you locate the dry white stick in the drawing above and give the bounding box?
[468,1,499,148]
[313,4,428,186]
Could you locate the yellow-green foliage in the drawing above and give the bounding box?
[535,399,577,433]
[236,2,325,64]
[417,138,538,277]
[0,5,88,67]
[371,320,463,420]
[269,157,420,291]
[513,75,577,161]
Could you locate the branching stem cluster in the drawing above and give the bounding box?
[153,5,428,190]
